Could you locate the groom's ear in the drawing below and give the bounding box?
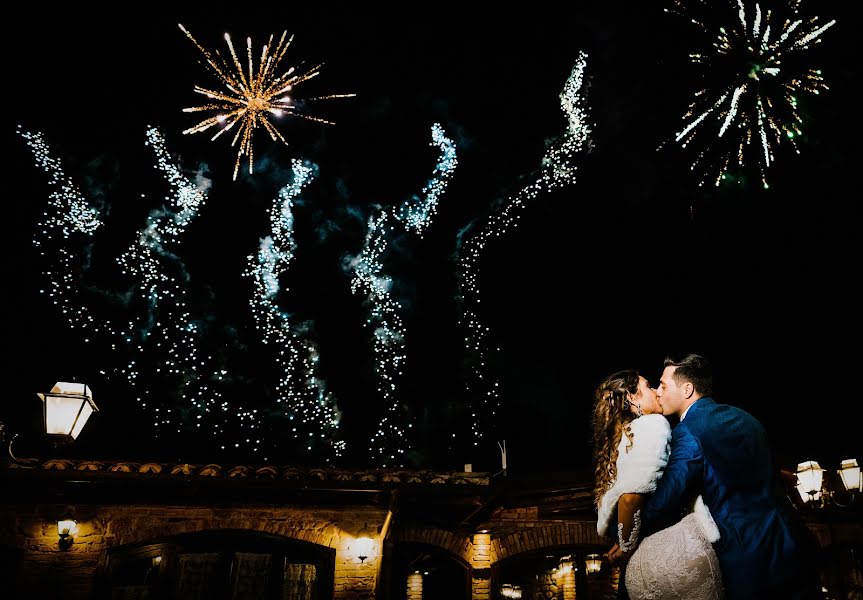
[683,382,694,399]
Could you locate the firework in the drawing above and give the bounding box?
[179,24,355,180]
[668,0,836,187]
[19,127,103,341]
[349,124,457,466]
[116,127,216,439]
[245,159,343,459]
[457,53,591,447]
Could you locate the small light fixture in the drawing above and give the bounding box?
[558,554,574,575]
[796,460,825,502]
[37,382,98,443]
[838,458,861,492]
[794,458,861,508]
[57,519,78,541]
[510,586,522,600]
[501,584,513,598]
[586,553,602,574]
[354,523,375,564]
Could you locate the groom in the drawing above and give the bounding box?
[640,354,821,599]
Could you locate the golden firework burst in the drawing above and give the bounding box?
[179,24,354,180]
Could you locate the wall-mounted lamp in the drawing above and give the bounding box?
[354,523,375,564]
[57,519,78,546]
[500,583,522,599]
[796,458,860,508]
[585,553,602,574]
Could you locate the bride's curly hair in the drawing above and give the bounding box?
[592,369,639,508]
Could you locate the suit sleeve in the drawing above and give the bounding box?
[641,424,703,537]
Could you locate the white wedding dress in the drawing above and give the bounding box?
[597,414,724,600]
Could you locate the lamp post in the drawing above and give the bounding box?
[585,553,602,574]
[37,382,98,443]
[794,458,861,600]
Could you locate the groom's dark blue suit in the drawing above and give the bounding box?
[641,397,821,600]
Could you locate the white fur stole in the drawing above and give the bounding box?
[597,414,670,537]
[595,414,720,543]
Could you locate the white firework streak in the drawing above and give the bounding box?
[395,123,458,236]
[245,159,343,460]
[115,127,213,438]
[19,128,104,342]
[457,53,592,447]
[351,125,458,466]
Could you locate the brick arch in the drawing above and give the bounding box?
[102,509,345,550]
[396,525,471,562]
[492,523,603,563]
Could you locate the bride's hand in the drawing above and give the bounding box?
[605,543,629,566]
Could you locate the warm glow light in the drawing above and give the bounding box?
[37,382,98,440]
[796,460,825,498]
[354,536,374,563]
[57,519,77,538]
[586,553,602,574]
[353,524,376,563]
[838,459,861,492]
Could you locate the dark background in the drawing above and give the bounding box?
[2,3,859,474]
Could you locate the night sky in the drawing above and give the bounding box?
[3,3,860,475]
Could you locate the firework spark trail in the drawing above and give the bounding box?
[19,128,104,341]
[245,159,343,460]
[667,0,836,187]
[179,24,355,180]
[349,125,458,466]
[115,127,216,439]
[456,54,592,448]
[395,123,458,236]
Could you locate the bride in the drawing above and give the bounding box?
[592,370,724,599]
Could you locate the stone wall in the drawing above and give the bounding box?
[0,502,614,599]
[0,503,387,600]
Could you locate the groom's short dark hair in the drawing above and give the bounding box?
[664,353,713,397]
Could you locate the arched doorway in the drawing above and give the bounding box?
[97,529,335,599]
[389,541,470,600]
[492,546,616,600]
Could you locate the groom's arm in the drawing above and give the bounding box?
[641,425,703,537]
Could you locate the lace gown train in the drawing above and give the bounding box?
[625,513,724,600]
